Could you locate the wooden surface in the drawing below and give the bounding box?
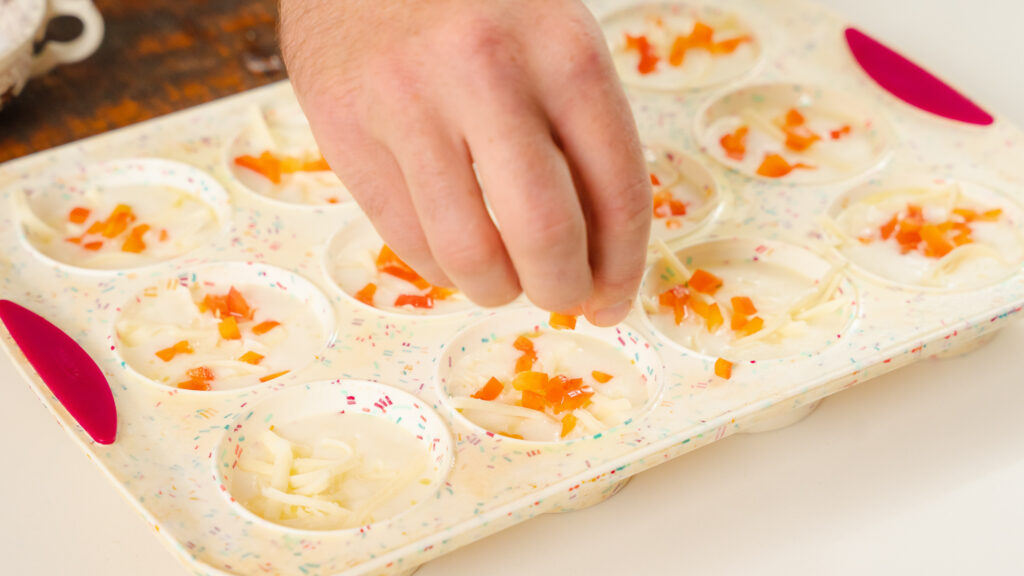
[0,0,287,163]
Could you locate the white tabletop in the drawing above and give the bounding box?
[3,0,1024,574]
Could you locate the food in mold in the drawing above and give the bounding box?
[326,217,474,316]
[441,311,659,442]
[645,145,720,241]
[217,380,452,532]
[824,178,1024,289]
[698,83,893,184]
[602,2,761,91]
[227,101,351,206]
[115,265,333,392]
[643,240,854,362]
[14,160,226,271]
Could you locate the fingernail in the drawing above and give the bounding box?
[592,299,632,327]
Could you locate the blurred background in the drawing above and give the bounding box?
[0,0,285,163]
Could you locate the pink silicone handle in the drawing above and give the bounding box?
[845,27,994,126]
[0,300,117,445]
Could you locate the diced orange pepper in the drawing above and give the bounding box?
[101,204,135,239]
[979,208,1003,222]
[720,125,749,161]
[376,245,431,289]
[905,204,924,222]
[218,316,241,340]
[650,173,661,187]
[783,126,821,152]
[512,371,549,394]
[514,350,537,374]
[714,358,733,379]
[920,224,953,258]
[238,351,265,365]
[521,390,546,411]
[952,231,973,246]
[354,283,377,306]
[121,224,150,253]
[302,156,331,171]
[68,207,91,224]
[83,241,104,251]
[428,286,456,301]
[177,379,211,392]
[784,108,806,127]
[555,382,593,413]
[545,374,571,404]
[252,320,281,335]
[756,153,814,178]
[689,269,723,295]
[499,432,525,440]
[549,312,577,331]
[665,218,683,230]
[560,413,578,438]
[880,216,899,240]
[653,190,688,218]
[259,370,290,383]
[731,296,757,316]
[86,221,104,235]
[709,35,752,54]
[830,125,852,140]
[513,335,535,352]
[471,377,504,401]
[731,313,750,331]
[592,371,613,384]
[155,340,193,362]
[187,366,215,382]
[689,22,715,45]
[200,293,230,318]
[65,236,83,245]
[226,286,253,319]
[735,316,764,338]
[159,229,169,242]
[395,294,434,309]
[953,208,977,222]
[705,303,724,332]
[625,34,660,74]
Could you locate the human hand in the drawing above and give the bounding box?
[280,0,651,326]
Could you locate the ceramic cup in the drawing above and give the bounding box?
[0,0,103,110]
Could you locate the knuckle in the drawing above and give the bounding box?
[432,237,496,276]
[520,209,587,256]
[559,34,607,83]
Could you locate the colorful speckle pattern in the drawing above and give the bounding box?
[0,0,1023,575]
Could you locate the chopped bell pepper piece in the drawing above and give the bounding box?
[592,371,613,383]
[68,207,91,224]
[756,153,815,178]
[121,224,150,253]
[354,283,377,306]
[625,34,660,74]
[560,413,578,438]
[513,371,549,394]
[252,320,281,335]
[521,390,546,411]
[735,316,764,338]
[218,316,241,340]
[714,358,733,379]
[155,340,193,362]
[720,125,749,161]
[238,351,265,365]
[689,269,723,295]
[471,377,504,401]
[226,286,253,319]
[376,245,431,289]
[731,296,757,316]
[549,312,577,330]
[395,294,434,309]
[259,370,290,383]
